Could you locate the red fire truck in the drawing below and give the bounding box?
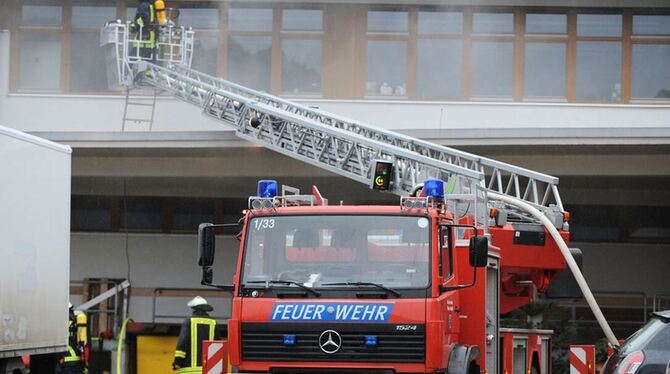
[197,179,571,373]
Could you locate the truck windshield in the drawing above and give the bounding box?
[241,215,430,289]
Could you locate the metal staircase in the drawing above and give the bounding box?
[101,22,565,228]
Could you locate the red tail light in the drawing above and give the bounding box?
[617,351,645,374]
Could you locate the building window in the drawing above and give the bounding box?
[227,7,273,91]
[19,4,63,92]
[282,39,322,94]
[172,199,214,233]
[473,12,513,34]
[471,12,514,98]
[282,8,322,31]
[416,11,463,99]
[523,12,567,99]
[19,33,62,91]
[416,39,461,98]
[524,43,566,98]
[121,198,162,232]
[71,196,113,232]
[180,4,220,76]
[368,10,408,33]
[366,10,408,97]
[631,14,670,100]
[575,12,622,101]
[525,13,567,34]
[472,41,513,97]
[22,4,62,27]
[70,3,116,93]
[367,40,408,96]
[576,41,622,101]
[281,8,323,95]
[577,13,622,37]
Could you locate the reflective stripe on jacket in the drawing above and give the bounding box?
[134,2,155,47]
[173,311,220,373]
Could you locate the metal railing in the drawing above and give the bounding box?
[70,279,127,336]
[653,292,670,312]
[151,287,233,324]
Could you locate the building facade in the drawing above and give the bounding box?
[0,0,669,335]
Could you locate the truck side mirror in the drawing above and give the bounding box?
[201,266,213,285]
[198,223,215,267]
[469,236,488,268]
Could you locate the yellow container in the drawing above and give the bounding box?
[136,335,178,374]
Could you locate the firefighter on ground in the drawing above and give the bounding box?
[172,296,221,373]
[57,302,87,374]
[130,0,157,59]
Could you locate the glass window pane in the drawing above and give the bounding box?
[173,200,214,233]
[228,8,272,32]
[122,198,161,231]
[70,32,109,92]
[366,40,407,96]
[282,39,322,94]
[19,33,61,90]
[524,43,566,97]
[577,14,622,37]
[71,196,112,232]
[192,34,219,76]
[368,11,408,32]
[633,15,670,35]
[526,14,567,34]
[72,6,116,29]
[22,5,62,27]
[179,7,219,29]
[472,41,513,97]
[473,12,513,34]
[632,44,670,98]
[416,39,461,98]
[283,9,323,31]
[576,42,622,100]
[227,35,271,91]
[418,11,462,35]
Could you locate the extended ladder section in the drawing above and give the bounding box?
[101,23,565,228]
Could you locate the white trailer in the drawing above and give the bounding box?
[0,125,71,373]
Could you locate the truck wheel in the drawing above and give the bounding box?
[468,361,480,374]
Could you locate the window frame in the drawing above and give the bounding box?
[629,11,670,103]
[414,7,465,100]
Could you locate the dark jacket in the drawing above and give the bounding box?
[134,0,155,29]
[173,309,220,372]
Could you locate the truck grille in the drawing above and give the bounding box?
[241,323,425,363]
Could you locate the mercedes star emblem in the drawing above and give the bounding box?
[318,329,342,354]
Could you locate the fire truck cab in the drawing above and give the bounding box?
[198,179,567,373]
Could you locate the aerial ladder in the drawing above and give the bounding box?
[100,21,618,348]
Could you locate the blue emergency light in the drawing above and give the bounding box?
[423,179,445,199]
[364,335,378,346]
[283,334,296,346]
[257,180,278,198]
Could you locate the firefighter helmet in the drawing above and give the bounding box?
[187,296,210,308]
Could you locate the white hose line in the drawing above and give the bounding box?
[487,192,619,347]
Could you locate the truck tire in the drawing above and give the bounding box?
[446,345,481,374]
[0,358,26,374]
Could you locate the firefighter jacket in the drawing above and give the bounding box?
[131,0,155,48]
[59,311,84,373]
[173,310,220,373]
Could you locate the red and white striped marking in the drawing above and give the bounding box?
[202,340,230,374]
[570,345,595,374]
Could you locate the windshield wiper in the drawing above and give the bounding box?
[321,282,401,297]
[246,280,321,297]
